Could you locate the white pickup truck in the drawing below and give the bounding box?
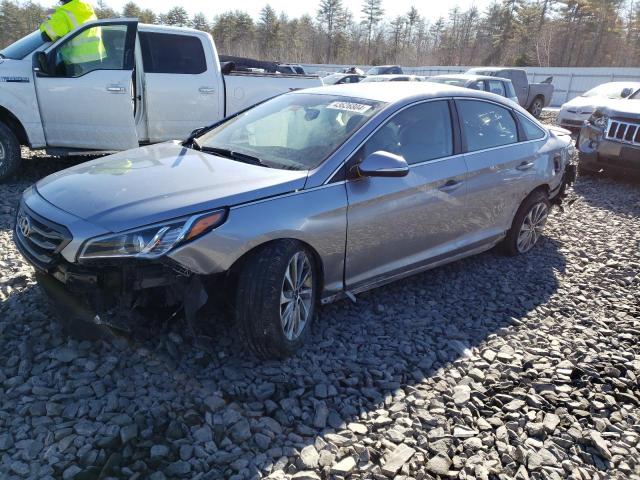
[0,19,322,180]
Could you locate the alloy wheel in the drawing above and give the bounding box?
[517,202,549,253]
[280,251,314,341]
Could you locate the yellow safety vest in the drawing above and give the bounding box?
[39,0,105,64]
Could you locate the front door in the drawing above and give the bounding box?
[344,100,468,290]
[35,20,139,150]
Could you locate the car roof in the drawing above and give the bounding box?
[301,81,515,105]
[431,73,510,82]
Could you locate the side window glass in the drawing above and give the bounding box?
[139,32,206,74]
[519,114,546,140]
[53,24,127,77]
[359,101,453,165]
[488,80,506,97]
[469,80,484,91]
[458,100,518,152]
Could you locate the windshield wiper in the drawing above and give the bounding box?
[198,145,270,167]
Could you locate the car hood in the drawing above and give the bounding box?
[562,95,599,113]
[596,99,640,118]
[36,142,308,232]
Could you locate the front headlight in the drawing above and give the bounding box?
[79,209,227,260]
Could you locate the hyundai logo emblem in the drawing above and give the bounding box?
[18,214,31,238]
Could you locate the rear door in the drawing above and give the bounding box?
[139,30,224,143]
[35,20,139,150]
[344,100,468,289]
[456,98,536,241]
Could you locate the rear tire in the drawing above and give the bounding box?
[235,240,317,359]
[528,96,544,118]
[502,190,551,256]
[0,121,21,181]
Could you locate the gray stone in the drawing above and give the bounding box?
[426,454,452,475]
[381,443,416,477]
[229,419,251,443]
[62,465,81,480]
[164,460,191,476]
[299,445,319,469]
[331,456,356,475]
[120,424,138,444]
[150,444,170,458]
[453,385,471,405]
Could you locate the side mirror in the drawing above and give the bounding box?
[33,51,50,76]
[355,151,409,178]
[621,87,633,98]
[220,61,235,75]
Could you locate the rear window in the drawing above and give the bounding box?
[139,32,206,74]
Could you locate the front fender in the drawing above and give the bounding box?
[0,74,45,147]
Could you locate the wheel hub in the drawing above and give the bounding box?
[517,202,549,253]
[280,251,313,341]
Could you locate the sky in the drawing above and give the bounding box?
[103,0,492,22]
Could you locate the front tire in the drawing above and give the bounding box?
[235,240,317,358]
[528,97,544,118]
[0,122,21,181]
[503,191,551,256]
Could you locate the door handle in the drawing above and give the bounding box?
[516,161,535,171]
[106,85,126,94]
[438,179,463,192]
[199,87,216,94]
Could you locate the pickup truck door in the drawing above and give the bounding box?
[34,20,139,150]
[138,31,224,143]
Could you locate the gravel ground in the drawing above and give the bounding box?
[1,118,639,480]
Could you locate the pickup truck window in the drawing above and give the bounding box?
[196,93,385,170]
[139,32,206,75]
[0,31,46,60]
[458,99,518,152]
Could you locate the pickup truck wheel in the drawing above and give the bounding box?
[0,122,21,181]
[235,240,317,358]
[528,97,544,118]
[502,191,551,256]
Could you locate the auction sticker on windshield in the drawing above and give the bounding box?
[326,101,373,113]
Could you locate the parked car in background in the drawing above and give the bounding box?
[365,65,403,75]
[427,74,518,103]
[577,87,640,175]
[277,63,307,75]
[15,82,575,358]
[466,67,553,118]
[361,74,423,82]
[0,20,322,181]
[557,82,640,132]
[322,73,365,85]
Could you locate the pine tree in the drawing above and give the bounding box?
[361,0,383,62]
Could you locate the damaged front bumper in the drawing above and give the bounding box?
[24,248,209,335]
[578,123,640,175]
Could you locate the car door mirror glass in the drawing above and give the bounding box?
[356,151,409,178]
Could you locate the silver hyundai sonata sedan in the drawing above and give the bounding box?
[15,83,575,358]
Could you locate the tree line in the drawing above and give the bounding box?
[1,0,639,67]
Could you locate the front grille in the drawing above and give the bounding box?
[15,205,72,269]
[606,119,640,146]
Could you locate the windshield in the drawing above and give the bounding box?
[323,74,345,85]
[366,66,388,75]
[582,83,640,99]
[0,31,47,60]
[196,93,385,170]
[429,77,467,87]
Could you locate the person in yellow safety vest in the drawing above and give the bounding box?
[39,0,105,67]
